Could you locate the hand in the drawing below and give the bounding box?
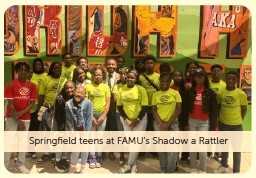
[160,123,168,131]
[13,111,22,120]
[18,123,26,131]
[130,119,140,128]
[97,117,105,126]
[126,119,133,127]
[92,118,98,126]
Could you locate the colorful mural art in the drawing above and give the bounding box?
[240,65,251,103]
[133,5,177,57]
[87,5,128,56]
[25,5,62,55]
[4,5,20,55]
[199,6,250,58]
[4,5,250,59]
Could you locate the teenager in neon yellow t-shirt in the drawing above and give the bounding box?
[152,72,181,173]
[117,69,148,174]
[61,53,76,81]
[214,71,248,174]
[209,64,226,96]
[29,58,47,159]
[85,65,110,168]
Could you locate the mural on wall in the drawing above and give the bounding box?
[66,5,83,56]
[240,65,251,103]
[4,5,20,55]
[133,5,177,57]
[87,5,128,56]
[199,5,249,58]
[25,5,62,55]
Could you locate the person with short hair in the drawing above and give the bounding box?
[214,71,248,173]
[152,72,182,173]
[4,62,38,174]
[61,53,76,81]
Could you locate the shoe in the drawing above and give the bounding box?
[119,164,131,173]
[29,152,37,159]
[198,170,206,173]
[54,159,66,173]
[180,158,190,164]
[61,158,70,171]
[69,165,77,173]
[15,165,30,174]
[214,165,229,173]
[190,168,197,174]
[109,152,115,161]
[119,156,125,166]
[96,156,102,168]
[51,153,56,163]
[80,166,86,174]
[37,154,52,164]
[131,164,138,173]
[89,156,96,169]
[214,153,222,163]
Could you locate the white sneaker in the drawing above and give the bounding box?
[198,170,206,173]
[119,164,131,173]
[214,165,228,173]
[15,165,30,174]
[190,168,197,174]
[131,164,138,173]
[80,166,86,174]
[69,165,77,173]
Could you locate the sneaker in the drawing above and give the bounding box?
[54,159,66,173]
[29,152,37,159]
[89,156,96,169]
[119,164,131,173]
[198,170,206,173]
[61,158,70,171]
[131,164,138,173]
[96,156,102,168]
[214,153,222,163]
[69,165,77,173]
[37,154,52,164]
[80,166,86,174]
[190,168,197,174]
[118,156,125,166]
[214,165,229,173]
[15,165,30,174]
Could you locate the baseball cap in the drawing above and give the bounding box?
[194,68,207,76]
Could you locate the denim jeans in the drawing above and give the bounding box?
[4,117,30,168]
[71,152,89,166]
[219,121,243,173]
[90,113,107,157]
[188,117,209,171]
[154,120,179,173]
[122,114,147,166]
[116,112,124,131]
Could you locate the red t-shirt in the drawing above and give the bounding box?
[4,79,38,121]
[189,86,209,120]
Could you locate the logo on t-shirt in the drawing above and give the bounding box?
[92,88,102,96]
[160,95,170,102]
[224,96,235,105]
[194,94,202,105]
[37,79,42,86]
[64,71,71,79]
[50,83,58,92]
[19,87,30,95]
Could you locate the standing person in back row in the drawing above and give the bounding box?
[104,57,120,161]
[61,53,76,81]
[139,54,159,158]
[209,64,226,162]
[4,62,38,174]
[214,71,247,174]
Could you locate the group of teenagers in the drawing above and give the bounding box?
[4,53,248,174]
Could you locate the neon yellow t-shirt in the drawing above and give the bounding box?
[61,65,76,81]
[139,72,160,106]
[85,83,111,114]
[218,88,248,125]
[117,84,148,120]
[113,83,125,113]
[152,89,182,122]
[39,76,67,107]
[209,80,226,97]
[30,73,47,113]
